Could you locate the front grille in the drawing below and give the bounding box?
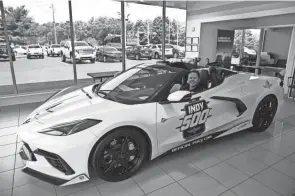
[34,149,75,175]
[80,50,93,54]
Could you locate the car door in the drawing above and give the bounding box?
[156,74,241,154]
[165,45,173,56]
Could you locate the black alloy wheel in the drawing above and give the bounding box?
[91,128,147,182]
[250,95,278,132]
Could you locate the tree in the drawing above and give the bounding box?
[4,5,186,47]
[234,29,260,51]
[5,5,35,41]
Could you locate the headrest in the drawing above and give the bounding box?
[197,69,209,85]
[209,66,217,74]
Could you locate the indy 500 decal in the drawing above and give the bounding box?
[177,100,212,139]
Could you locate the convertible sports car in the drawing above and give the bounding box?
[18,62,284,186]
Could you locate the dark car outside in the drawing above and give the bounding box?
[96,46,122,62]
[0,45,16,61]
[126,45,153,60]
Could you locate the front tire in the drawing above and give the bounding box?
[103,56,107,62]
[155,53,159,59]
[90,58,95,63]
[173,52,178,58]
[90,128,148,182]
[250,95,278,132]
[135,54,140,60]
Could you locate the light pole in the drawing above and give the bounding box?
[176,20,178,46]
[126,14,130,47]
[50,3,57,44]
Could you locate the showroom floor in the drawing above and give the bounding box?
[1,99,295,196]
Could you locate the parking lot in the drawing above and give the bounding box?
[0,55,158,94]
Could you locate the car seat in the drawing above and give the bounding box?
[197,69,209,90]
[209,66,224,87]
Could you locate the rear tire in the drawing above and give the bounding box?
[61,54,66,62]
[90,58,95,63]
[90,127,148,182]
[250,95,278,132]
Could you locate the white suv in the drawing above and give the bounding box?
[47,44,62,57]
[27,44,44,59]
[61,41,96,63]
[150,44,179,59]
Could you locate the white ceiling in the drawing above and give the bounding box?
[125,1,187,9]
[124,1,295,23]
[187,1,295,22]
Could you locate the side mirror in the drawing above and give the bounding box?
[159,91,191,104]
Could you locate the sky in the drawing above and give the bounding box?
[4,0,186,24]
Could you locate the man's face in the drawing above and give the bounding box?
[187,72,199,88]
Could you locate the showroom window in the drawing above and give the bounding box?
[1,0,76,94]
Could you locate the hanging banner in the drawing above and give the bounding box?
[216,29,235,65]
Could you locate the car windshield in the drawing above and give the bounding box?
[28,45,40,48]
[75,42,88,47]
[96,64,179,104]
[52,45,60,48]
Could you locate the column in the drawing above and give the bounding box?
[255,28,265,74]
[162,1,166,60]
[121,1,126,71]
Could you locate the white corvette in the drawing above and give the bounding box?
[18,62,284,186]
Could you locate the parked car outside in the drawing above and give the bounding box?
[148,44,181,59]
[126,45,153,60]
[13,46,27,55]
[27,44,44,59]
[47,44,62,57]
[96,46,122,62]
[0,45,16,61]
[61,41,96,63]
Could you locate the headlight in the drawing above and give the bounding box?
[38,119,101,136]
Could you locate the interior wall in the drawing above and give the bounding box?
[185,20,201,58]
[197,13,295,63]
[263,27,293,63]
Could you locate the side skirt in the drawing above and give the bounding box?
[160,121,252,156]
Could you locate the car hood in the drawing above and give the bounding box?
[21,86,124,128]
[75,46,94,50]
[28,48,42,52]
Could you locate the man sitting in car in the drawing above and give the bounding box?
[180,70,204,93]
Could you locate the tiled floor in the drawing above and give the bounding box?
[1,100,295,196]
